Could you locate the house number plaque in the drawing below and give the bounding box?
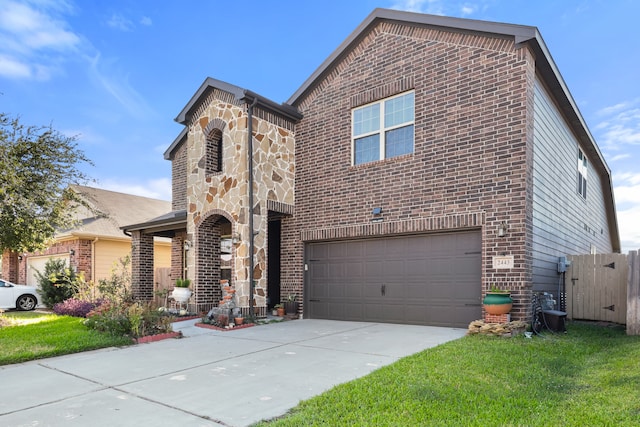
[493,255,514,269]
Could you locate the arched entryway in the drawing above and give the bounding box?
[194,212,233,313]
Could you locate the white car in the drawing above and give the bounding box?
[0,279,42,311]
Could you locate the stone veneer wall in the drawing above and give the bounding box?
[183,91,297,313]
[285,21,536,322]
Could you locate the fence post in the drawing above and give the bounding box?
[628,250,640,335]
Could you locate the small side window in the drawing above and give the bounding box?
[577,149,587,199]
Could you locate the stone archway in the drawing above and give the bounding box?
[194,211,233,313]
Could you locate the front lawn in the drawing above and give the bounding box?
[259,322,640,426]
[0,311,133,365]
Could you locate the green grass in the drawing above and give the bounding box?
[0,311,133,365]
[258,322,640,426]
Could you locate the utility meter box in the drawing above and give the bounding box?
[557,256,571,273]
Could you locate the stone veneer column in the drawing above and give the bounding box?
[131,231,154,301]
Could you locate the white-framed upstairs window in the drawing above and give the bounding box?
[352,91,415,165]
[577,148,588,199]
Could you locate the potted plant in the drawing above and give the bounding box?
[172,278,192,303]
[274,303,285,316]
[284,294,298,316]
[482,285,513,315]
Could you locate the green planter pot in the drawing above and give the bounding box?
[483,292,513,315]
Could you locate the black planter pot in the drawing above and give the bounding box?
[284,301,298,315]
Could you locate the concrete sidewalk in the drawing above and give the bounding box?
[1,319,466,426]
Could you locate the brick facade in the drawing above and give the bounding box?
[286,21,535,322]
[157,10,616,325]
[131,231,154,300]
[2,240,92,285]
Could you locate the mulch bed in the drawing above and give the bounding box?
[195,322,256,331]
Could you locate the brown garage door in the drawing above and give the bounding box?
[306,231,481,328]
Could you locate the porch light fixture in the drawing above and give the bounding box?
[371,206,383,223]
[183,241,191,251]
[17,255,23,262]
[497,222,508,238]
[232,232,241,245]
[69,249,75,256]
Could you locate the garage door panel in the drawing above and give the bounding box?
[364,261,383,278]
[307,231,481,327]
[344,282,363,298]
[382,259,404,276]
[405,259,428,276]
[363,282,383,298]
[309,281,328,299]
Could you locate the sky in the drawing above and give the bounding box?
[1,0,639,252]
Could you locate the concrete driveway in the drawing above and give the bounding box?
[0,319,466,426]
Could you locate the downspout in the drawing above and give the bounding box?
[247,97,258,318]
[91,238,99,285]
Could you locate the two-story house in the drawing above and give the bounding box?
[125,9,619,328]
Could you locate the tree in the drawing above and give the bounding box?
[0,113,93,252]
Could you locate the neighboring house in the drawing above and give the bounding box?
[125,9,619,328]
[1,185,172,287]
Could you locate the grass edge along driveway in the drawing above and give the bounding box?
[257,322,640,427]
[0,311,132,366]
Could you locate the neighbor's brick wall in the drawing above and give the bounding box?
[284,21,536,321]
[1,250,19,283]
[15,239,93,284]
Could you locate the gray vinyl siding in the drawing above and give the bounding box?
[532,77,612,293]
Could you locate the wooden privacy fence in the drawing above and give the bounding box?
[566,252,640,335]
[153,267,172,306]
[566,253,628,325]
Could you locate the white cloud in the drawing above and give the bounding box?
[98,178,171,201]
[608,153,630,162]
[140,16,152,26]
[612,172,640,252]
[0,54,32,79]
[461,4,477,15]
[389,0,488,16]
[87,52,156,119]
[107,13,134,32]
[0,0,80,81]
[618,204,640,252]
[390,0,444,14]
[595,100,640,150]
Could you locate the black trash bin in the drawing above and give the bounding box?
[542,310,567,332]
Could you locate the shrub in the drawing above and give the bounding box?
[84,301,173,338]
[36,259,76,307]
[84,301,131,337]
[53,298,99,318]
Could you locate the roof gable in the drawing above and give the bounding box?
[286,7,619,252]
[57,186,171,240]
